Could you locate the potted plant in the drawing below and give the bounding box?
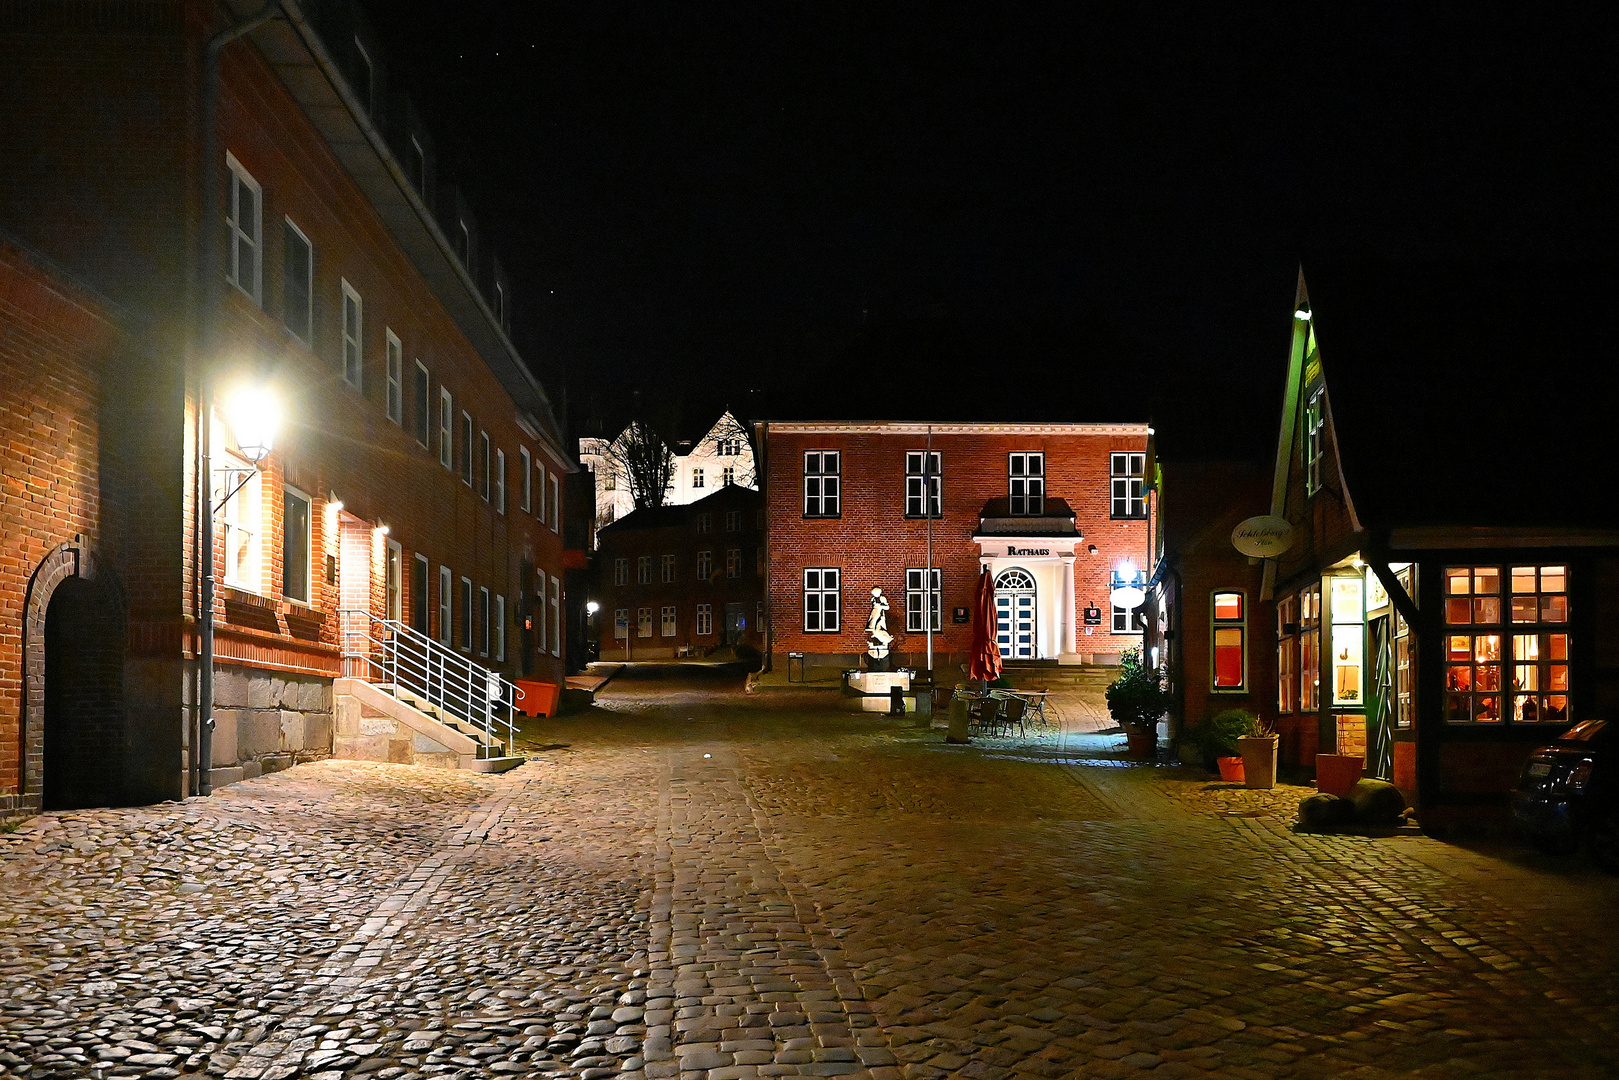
[1184,708,1260,782]
[1104,647,1168,759]
[1236,717,1280,790]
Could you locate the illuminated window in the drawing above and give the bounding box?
[217,453,261,592]
[1394,565,1417,728]
[1276,595,1296,714]
[906,452,942,517]
[1446,564,1571,724]
[1211,591,1246,691]
[804,451,841,517]
[803,568,840,632]
[1300,582,1322,711]
[1329,576,1364,706]
[1303,389,1325,496]
[1008,452,1043,515]
[1110,452,1146,519]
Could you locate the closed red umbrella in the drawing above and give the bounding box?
[969,566,1003,683]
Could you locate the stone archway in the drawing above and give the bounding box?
[21,536,127,811]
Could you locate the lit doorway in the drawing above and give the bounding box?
[995,567,1037,659]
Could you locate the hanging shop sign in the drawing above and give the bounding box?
[1231,515,1295,558]
[1110,586,1146,611]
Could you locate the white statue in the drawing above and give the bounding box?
[866,587,893,660]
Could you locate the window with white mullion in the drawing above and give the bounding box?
[905,568,942,632]
[438,389,453,468]
[385,329,403,423]
[520,447,532,512]
[1110,452,1146,519]
[224,153,261,305]
[905,451,942,517]
[1008,452,1044,515]
[282,218,312,341]
[803,567,841,632]
[803,451,841,518]
[341,280,363,387]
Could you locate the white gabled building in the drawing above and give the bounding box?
[580,411,757,543]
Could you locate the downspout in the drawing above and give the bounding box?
[197,0,284,796]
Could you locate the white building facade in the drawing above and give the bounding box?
[580,411,757,543]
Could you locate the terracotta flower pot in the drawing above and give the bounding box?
[1315,754,1364,798]
[1238,734,1280,790]
[1216,756,1246,783]
[1126,729,1157,759]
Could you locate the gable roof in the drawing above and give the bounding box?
[1296,259,1616,530]
[596,483,762,535]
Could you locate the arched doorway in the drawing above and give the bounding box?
[42,574,127,809]
[994,567,1038,659]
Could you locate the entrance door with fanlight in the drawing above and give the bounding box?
[995,567,1037,659]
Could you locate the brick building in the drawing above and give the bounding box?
[759,422,1152,678]
[1142,460,1278,750]
[1,0,572,812]
[591,485,766,660]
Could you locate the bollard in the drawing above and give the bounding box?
[946,696,971,743]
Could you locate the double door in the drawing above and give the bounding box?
[995,569,1037,659]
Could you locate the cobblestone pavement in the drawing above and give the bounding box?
[3,676,1616,1080]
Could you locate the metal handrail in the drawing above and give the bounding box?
[338,608,519,757]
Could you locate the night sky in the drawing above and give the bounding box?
[365,4,1608,459]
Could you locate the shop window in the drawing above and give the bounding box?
[614,558,628,587]
[1329,576,1364,706]
[906,452,943,517]
[906,568,942,632]
[1446,564,1572,724]
[803,568,840,632]
[697,550,713,581]
[638,556,652,585]
[803,451,841,517]
[697,603,714,636]
[1300,582,1322,711]
[1211,590,1246,691]
[1276,595,1297,714]
[1008,452,1043,515]
[638,607,653,638]
[662,555,677,583]
[1303,389,1325,496]
[282,486,311,604]
[1110,452,1146,519]
[661,605,677,638]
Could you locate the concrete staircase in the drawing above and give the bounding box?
[333,678,525,773]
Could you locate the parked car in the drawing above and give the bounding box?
[1511,718,1617,872]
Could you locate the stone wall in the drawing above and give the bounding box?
[331,695,462,770]
[207,668,333,788]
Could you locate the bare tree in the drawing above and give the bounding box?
[699,410,757,489]
[604,419,677,511]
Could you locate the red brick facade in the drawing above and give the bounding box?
[1,2,570,810]
[760,423,1151,676]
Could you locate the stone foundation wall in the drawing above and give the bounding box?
[207,668,333,789]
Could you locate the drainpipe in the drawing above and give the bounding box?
[197,1,283,797]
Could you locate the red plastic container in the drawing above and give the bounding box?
[512,679,561,718]
[1315,753,1364,797]
[1216,756,1246,783]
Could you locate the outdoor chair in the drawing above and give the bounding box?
[999,696,1028,739]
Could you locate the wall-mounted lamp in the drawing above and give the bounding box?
[223,383,279,464]
[586,601,600,615]
[1087,544,1098,555]
[376,523,390,536]
[1294,308,1312,322]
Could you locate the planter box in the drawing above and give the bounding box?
[1126,730,1156,759]
[1216,756,1246,783]
[1316,753,1364,797]
[1238,734,1280,790]
[512,679,561,718]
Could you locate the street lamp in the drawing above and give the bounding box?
[224,383,279,464]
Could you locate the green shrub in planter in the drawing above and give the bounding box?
[1182,708,1261,770]
[1104,647,1168,733]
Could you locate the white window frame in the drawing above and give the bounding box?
[520,447,532,512]
[803,451,840,517]
[548,474,560,532]
[460,576,474,651]
[439,389,453,468]
[461,411,474,486]
[1009,452,1044,515]
[697,550,713,582]
[536,573,547,653]
[692,467,705,490]
[282,217,312,342]
[906,451,943,517]
[479,431,491,500]
[725,510,741,532]
[496,448,506,514]
[536,462,549,524]
[614,607,628,640]
[414,361,432,447]
[722,465,735,486]
[385,329,403,424]
[614,558,629,587]
[1110,452,1146,519]
[662,554,677,583]
[1112,602,1147,634]
[696,513,712,535]
[479,586,491,656]
[413,553,430,635]
[340,279,363,388]
[661,605,677,638]
[1304,388,1326,497]
[224,152,261,306]
[906,568,942,632]
[697,603,713,637]
[439,565,452,644]
[550,574,561,657]
[385,538,403,622]
[638,556,652,585]
[495,594,506,661]
[638,606,653,639]
[803,568,840,632]
[217,450,262,593]
[726,548,741,579]
[281,484,312,604]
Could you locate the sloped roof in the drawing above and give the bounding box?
[596,483,762,535]
[1302,259,1616,530]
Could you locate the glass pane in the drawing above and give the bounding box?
[1446,597,1472,625]
[1447,635,1471,662]
[1514,634,1540,660]
[1475,664,1500,691]
[1330,577,1363,623]
[1474,635,1501,662]
[1544,696,1570,724]
[1549,665,1569,692]
[1447,666,1473,691]
[1511,596,1538,623]
[1331,623,1362,704]
[1511,566,1536,594]
[1475,567,1500,594]
[1542,595,1569,622]
[1213,592,1243,620]
[1540,566,1567,593]
[1476,696,1501,723]
[1548,634,1569,660]
[1513,695,1538,723]
[1474,597,1500,624]
[1446,694,1470,722]
[1446,567,1471,595]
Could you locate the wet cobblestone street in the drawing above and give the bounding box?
[2,676,1616,1079]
